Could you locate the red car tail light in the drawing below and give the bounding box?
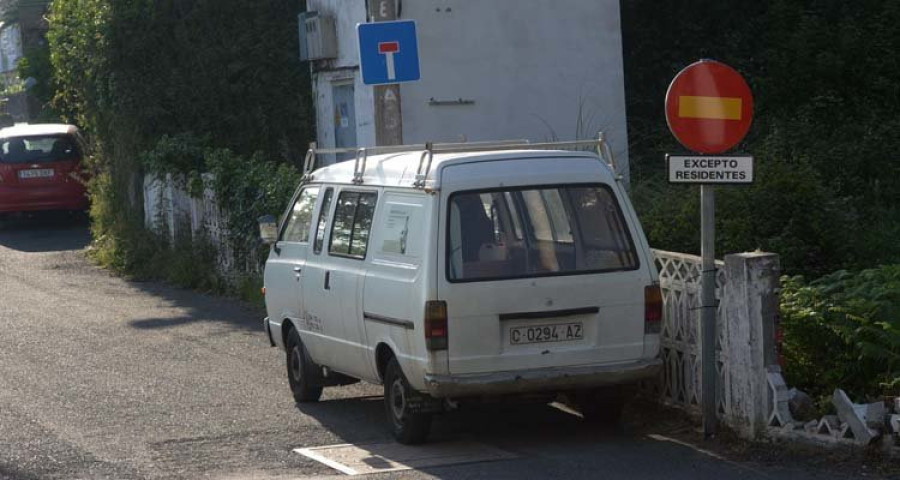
[424,300,448,351]
[645,285,663,334]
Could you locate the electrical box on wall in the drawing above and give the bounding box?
[298,11,337,61]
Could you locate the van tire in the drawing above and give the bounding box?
[384,357,431,444]
[576,387,627,424]
[286,328,323,403]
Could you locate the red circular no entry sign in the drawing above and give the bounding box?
[665,60,753,154]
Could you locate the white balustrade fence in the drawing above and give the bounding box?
[652,250,728,415]
[652,249,781,439]
[143,174,261,280]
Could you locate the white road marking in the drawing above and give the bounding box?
[295,446,360,476]
[647,434,775,478]
[295,441,517,476]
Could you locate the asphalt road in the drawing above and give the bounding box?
[0,214,879,480]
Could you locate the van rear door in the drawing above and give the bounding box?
[437,157,653,375]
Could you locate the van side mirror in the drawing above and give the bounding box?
[258,215,278,245]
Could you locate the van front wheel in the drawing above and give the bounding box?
[384,357,431,444]
[286,328,323,403]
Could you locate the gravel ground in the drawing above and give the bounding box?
[0,213,892,479]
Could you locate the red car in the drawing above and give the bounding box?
[0,124,90,215]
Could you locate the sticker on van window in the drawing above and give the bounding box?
[381,204,415,255]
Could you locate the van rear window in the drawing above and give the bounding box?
[0,135,80,164]
[447,185,638,282]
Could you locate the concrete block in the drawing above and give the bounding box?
[865,401,886,429]
[833,389,879,445]
[803,419,819,434]
[840,423,855,440]
[817,415,841,437]
[767,371,794,428]
[889,414,900,434]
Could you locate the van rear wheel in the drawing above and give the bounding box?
[286,328,323,403]
[384,357,432,444]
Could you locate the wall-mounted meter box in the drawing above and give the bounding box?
[298,11,338,61]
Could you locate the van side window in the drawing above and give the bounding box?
[281,187,319,243]
[313,187,334,254]
[329,191,378,259]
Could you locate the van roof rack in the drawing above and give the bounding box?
[301,132,616,188]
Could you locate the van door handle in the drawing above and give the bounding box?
[293,267,302,272]
[324,271,331,290]
[293,266,302,280]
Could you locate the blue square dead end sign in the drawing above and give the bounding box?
[357,20,420,85]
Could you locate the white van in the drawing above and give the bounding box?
[261,139,662,444]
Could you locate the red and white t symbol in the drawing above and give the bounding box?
[378,41,400,81]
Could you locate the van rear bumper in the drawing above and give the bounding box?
[423,358,661,398]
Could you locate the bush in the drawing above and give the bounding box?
[205,147,301,272]
[48,0,313,296]
[49,0,313,162]
[632,134,853,276]
[131,134,300,298]
[141,134,301,271]
[780,266,900,400]
[622,0,900,277]
[16,45,60,121]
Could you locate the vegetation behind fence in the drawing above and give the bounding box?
[44,0,313,296]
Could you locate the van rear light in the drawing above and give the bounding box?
[424,300,448,351]
[645,285,663,334]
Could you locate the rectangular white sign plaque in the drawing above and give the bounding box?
[667,155,754,184]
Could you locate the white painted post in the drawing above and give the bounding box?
[143,174,163,232]
[722,252,780,438]
[165,173,175,244]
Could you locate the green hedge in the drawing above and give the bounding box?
[623,0,900,276]
[47,0,313,292]
[631,130,855,276]
[49,0,312,162]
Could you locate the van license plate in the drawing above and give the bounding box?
[510,323,583,345]
[19,169,54,179]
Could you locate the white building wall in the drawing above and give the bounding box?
[400,0,629,181]
[307,0,375,160]
[307,0,630,181]
[312,70,375,153]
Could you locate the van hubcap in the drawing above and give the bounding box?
[291,346,303,381]
[390,378,406,421]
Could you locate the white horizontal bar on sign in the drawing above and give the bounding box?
[667,155,754,184]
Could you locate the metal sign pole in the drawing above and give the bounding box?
[369,0,403,146]
[700,184,717,437]
[665,60,752,440]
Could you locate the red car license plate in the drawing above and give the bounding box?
[19,169,54,179]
